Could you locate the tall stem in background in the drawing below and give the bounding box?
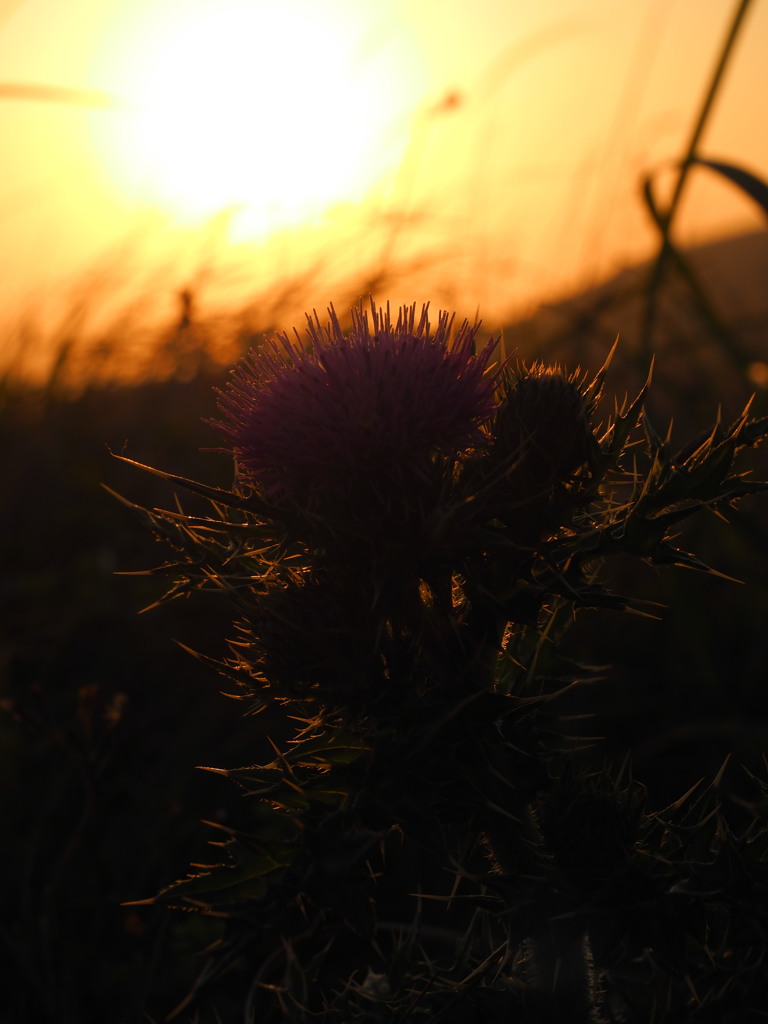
[641,0,754,352]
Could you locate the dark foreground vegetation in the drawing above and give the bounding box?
[2,227,768,1022]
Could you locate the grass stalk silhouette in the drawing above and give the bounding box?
[641,0,756,353]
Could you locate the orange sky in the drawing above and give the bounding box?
[0,0,766,372]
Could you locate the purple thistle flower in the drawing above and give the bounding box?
[214,300,501,505]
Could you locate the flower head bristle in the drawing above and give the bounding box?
[213,299,502,506]
[493,361,596,488]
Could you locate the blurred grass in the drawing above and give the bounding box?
[0,371,261,1022]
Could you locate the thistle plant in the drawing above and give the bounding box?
[115,300,768,1022]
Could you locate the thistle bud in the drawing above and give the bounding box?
[541,781,643,886]
[249,574,383,707]
[493,364,595,491]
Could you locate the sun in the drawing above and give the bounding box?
[89,0,423,238]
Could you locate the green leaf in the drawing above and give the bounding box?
[284,731,369,767]
[151,836,296,907]
[596,369,651,470]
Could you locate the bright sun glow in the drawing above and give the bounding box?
[90,0,423,239]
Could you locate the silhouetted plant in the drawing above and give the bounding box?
[114,299,768,1023]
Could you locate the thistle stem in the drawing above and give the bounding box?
[483,811,596,1020]
[528,918,594,1020]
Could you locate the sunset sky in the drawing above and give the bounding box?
[0,0,766,357]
